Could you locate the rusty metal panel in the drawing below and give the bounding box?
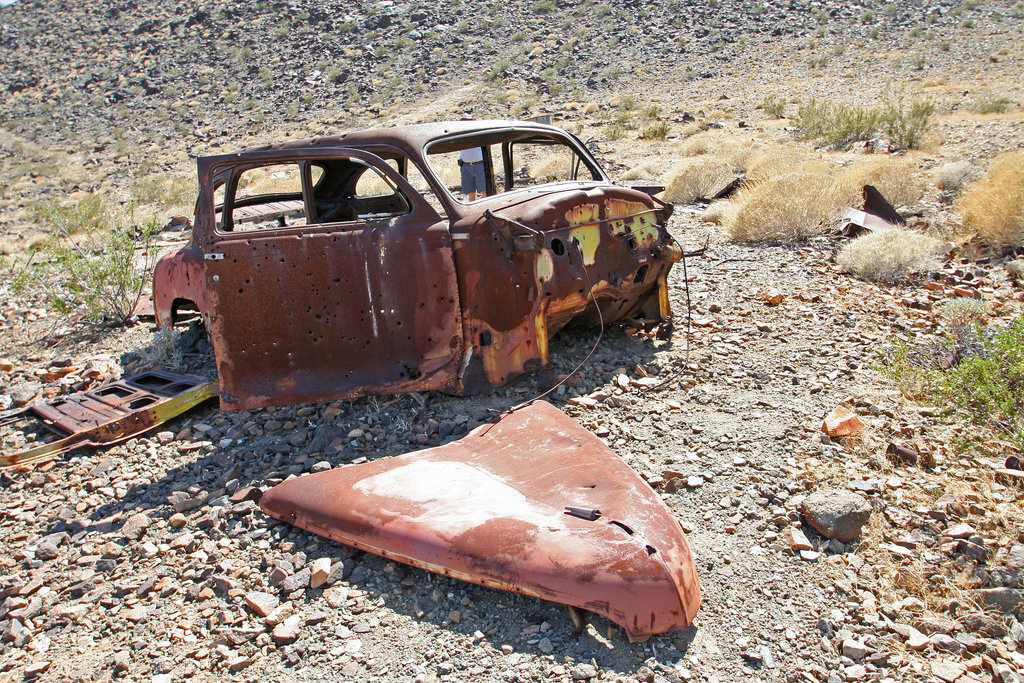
[153,245,208,328]
[204,220,463,411]
[840,184,907,237]
[452,187,678,392]
[260,401,701,637]
[0,370,216,468]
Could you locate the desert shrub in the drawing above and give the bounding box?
[957,151,1024,247]
[606,124,626,140]
[795,98,932,150]
[14,196,160,327]
[971,96,1012,114]
[723,167,844,242]
[661,156,734,204]
[943,297,989,329]
[886,314,1024,452]
[883,100,935,150]
[760,94,787,118]
[742,147,813,181]
[933,161,974,193]
[31,194,112,235]
[639,121,671,140]
[836,229,944,282]
[837,157,924,208]
[620,161,665,181]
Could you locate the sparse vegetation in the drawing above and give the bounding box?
[661,156,734,204]
[760,94,786,118]
[957,151,1024,247]
[795,98,933,150]
[31,194,112,236]
[836,229,944,283]
[14,198,160,327]
[639,121,671,140]
[886,314,1024,452]
[971,96,1013,114]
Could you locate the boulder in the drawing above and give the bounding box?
[799,489,871,543]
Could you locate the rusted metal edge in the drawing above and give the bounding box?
[260,401,701,637]
[0,370,217,468]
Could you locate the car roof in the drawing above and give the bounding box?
[205,120,574,161]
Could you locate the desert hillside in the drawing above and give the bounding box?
[1,1,1024,682]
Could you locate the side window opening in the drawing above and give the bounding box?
[508,140,591,188]
[311,159,411,225]
[222,162,311,232]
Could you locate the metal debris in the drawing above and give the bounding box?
[840,184,907,238]
[0,370,216,468]
[260,400,701,638]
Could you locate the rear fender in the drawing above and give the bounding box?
[153,247,208,329]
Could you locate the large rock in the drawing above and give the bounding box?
[973,588,1024,616]
[799,489,871,543]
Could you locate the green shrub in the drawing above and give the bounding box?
[639,121,670,140]
[972,96,1012,114]
[534,0,557,13]
[31,194,112,235]
[795,98,933,150]
[886,314,1024,452]
[606,123,626,140]
[15,198,160,327]
[760,94,786,118]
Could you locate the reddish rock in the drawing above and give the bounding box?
[822,405,866,438]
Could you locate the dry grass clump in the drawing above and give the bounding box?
[743,146,815,182]
[620,161,666,182]
[837,157,924,208]
[934,161,974,193]
[957,151,1024,247]
[661,156,734,204]
[837,229,944,282]
[528,152,572,181]
[720,153,923,243]
[723,165,845,242]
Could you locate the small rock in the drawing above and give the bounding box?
[973,588,1024,616]
[822,405,866,438]
[842,638,867,660]
[121,513,152,540]
[225,655,251,672]
[783,527,813,552]
[931,660,966,683]
[24,661,50,678]
[168,513,188,529]
[960,612,1007,638]
[245,591,280,617]
[309,558,332,588]
[571,663,599,680]
[272,615,302,644]
[281,568,311,593]
[799,489,871,543]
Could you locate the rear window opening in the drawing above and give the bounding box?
[424,130,601,204]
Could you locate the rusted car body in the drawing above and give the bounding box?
[260,401,701,637]
[154,120,680,410]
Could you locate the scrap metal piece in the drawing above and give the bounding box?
[840,184,908,237]
[0,370,216,468]
[260,401,701,638]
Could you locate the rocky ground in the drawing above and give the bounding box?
[2,213,1024,682]
[2,0,1024,682]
